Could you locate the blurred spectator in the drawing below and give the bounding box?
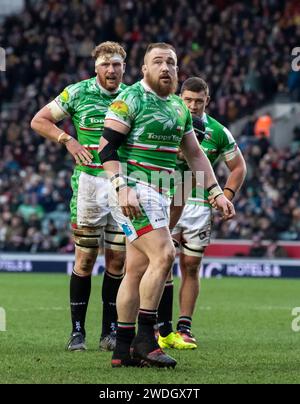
[17,194,44,222]
[294,126,300,141]
[212,138,300,243]
[254,113,273,138]
[248,235,267,258]
[266,240,288,259]
[241,115,256,137]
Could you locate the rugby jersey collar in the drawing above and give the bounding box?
[95,77,122,95]
[140,79,170,101]
[202,112,208,123]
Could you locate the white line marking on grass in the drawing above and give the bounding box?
[9,307,68,311]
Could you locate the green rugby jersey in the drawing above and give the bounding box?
[178,112,238,207]
[55,77,127,176]
[106,80,193,193]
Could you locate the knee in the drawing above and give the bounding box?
[75,251,97,276]
[106,250,125,275]
[126,270,144,284]
[152,245,176,272]
[182,256,201,278]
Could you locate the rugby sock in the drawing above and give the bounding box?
[177,316,192,333]
[158,280,174,337]
[101,270,124,337]
[135,309,159,351]
[113,322,136,357]
[70,270,91,336]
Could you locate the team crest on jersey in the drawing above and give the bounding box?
[204,128,212,140]
[60,89,69,103]
[110,100,129,117]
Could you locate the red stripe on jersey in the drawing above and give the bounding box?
[82,164,103,168]
[79,127,101,131]
[136,224,154,237]
[127,144,177,153]
[128,160,173,174]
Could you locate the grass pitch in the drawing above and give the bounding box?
[0,273,299,384]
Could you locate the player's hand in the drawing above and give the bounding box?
[208,194,217,208]
[117,186,142,219]
[208,188,234,207]
[212,194,235,220]
[65,138,93,165]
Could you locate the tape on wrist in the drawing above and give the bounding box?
[207,183,223,200]
[58,132,72,144]
[224,187,236,199]
[110,174,126,192]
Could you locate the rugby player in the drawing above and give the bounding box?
[158,77,247,349]
[99,44,235,368]
[31,42,127,352]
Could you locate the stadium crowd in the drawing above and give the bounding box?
[1,0,300,252]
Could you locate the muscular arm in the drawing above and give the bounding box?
[180,132,219,189]
[30,103,93,165]
[180,132,235,220]
[223,150,247,200]
[30,104,67,143]
[99,119,141,218]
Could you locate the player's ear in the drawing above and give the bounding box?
[142,64,147,74]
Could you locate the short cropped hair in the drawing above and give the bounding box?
[144,42,176,61]
[181,77,209,95]
[92,41,126,60]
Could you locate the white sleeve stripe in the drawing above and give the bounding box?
[46,100,69,122]
[54,99,70,116]
[221,146,239,162]
[223,144,238,154]
[105,116,131,128]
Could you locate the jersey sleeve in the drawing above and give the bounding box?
[184,108,194,136]
[219,126,239,162]
[54,83,81,117]
[105,89,139,128]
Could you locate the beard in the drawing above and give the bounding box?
[145,71,178,97]
[98,74,121,92]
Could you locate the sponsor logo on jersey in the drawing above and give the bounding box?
[122,224,133,237]
[60,89,69,103]
[89,118,104,124]
[110,100,129,117]
[148,133,181,143]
